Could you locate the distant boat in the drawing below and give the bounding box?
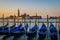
[26,24,38,37]
[0,24,8,35]
[10,24,25,36]
[49,23,58,40]
[38,24,47,40]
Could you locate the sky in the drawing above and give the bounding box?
[0,0,60,18]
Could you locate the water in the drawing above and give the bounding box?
[0,34,60,40]
[0,18,60,40]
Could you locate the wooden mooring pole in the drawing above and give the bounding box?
[2,14,4,31]
[58,16,60,33]
[58,16,60,40]
[47,15,50,40]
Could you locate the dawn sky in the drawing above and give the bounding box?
[0,0,60,18]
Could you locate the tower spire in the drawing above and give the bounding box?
[18,8,20,17]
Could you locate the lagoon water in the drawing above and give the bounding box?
[0,18,60,40]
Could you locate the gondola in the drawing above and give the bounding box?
[10,24,25,36]
[49,23,58,40]
[0,24,8,35]
[26,24,38,37]
[3,24,15,35]
[38,23,47,40]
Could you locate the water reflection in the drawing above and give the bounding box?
[27,37,34,40]
[0,34,60,40]
[13,35,24,40]
[2,35,10,40]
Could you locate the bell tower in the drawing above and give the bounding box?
[18,8,20,17]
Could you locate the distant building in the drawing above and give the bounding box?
[49,16,55,19]
[21,13,30,19]
[54,16,58,19]
[30,16,42,19]
[49,16,58,19]
[59,16,60,19]
[9,15,14,19]
[16,8,22,19]
[17,9,42,19]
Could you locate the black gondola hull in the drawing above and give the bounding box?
[50,35,58,40]
[26,31,37,37]
[10,32,25,36]
[38,34,46,40]
[0,32,4,35]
